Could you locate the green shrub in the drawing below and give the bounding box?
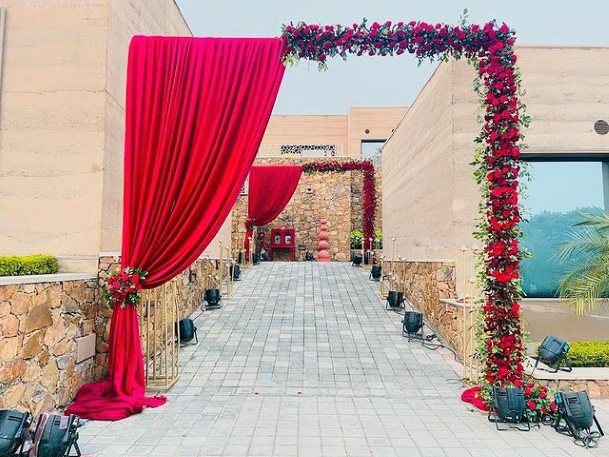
[374,229,383,249]
[350,229,363,249]
[566,341,609,367]
[0,255,59,277]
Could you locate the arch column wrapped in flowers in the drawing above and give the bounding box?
[281,18,529,391]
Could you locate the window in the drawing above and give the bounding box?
[520,159,608,297]
[361,140,385,165]
[280,144,336,157]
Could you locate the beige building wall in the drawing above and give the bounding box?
[383,46,609,294]
[0,2,108,265]
[259,115,348,156]
[347,107,407,158]
[0,0,231,270]
[258,108,406,157]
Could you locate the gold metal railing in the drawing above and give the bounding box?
[139,279,180,391]
[138,244,237,391]
[462,301,482,383]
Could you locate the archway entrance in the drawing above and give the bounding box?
[69,18,527,421]
[244,160,377,263]
[280,19,526,391]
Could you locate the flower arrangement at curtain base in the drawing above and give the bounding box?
[476,381,557,422]
[281,16,529,391]
[104,267,148,308]
[302,160,376,243]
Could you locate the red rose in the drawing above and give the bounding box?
[527,400,536,410]
[511,303,520,315]
[498,366,509,379]
[550,402,557,413]
[524,388,532,396]
[539,391,547,399]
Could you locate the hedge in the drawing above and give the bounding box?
[0,255,59,277]
[566,341,609,368]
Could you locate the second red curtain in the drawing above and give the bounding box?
[245,165,302,255]
[66,36,285,420]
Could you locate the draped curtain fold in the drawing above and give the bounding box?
[244,165,302,256]
[66,36,285,420]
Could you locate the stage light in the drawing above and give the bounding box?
[176,318,198,344]
[0,410,31,456]
[532,335,572,374]
[554,391,604,448]
[352,254,362,266]
[402,311,423,335]
[386,290,404,309]
[369,265,382,281]
[489,386,529,430]
[230,264,241,281]
[204,288,221,309]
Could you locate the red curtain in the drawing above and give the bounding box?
[66,36,285,420]
[245,165,302,256]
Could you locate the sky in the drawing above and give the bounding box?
[176,0,609,115]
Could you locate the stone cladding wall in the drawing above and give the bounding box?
[0,257,219,413]
[0,277,98,414]
[232,157,381,261]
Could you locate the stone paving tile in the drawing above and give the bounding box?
[79,262,609,456]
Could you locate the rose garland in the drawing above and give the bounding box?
[104,267,148,308]
[281,18,535,394]
[302,160,376,243]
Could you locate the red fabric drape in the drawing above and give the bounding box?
[244,165,302,256]
[66,36,285,420]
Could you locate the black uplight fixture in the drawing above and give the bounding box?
[386,290,404,309]
[352,254,362,266]
[230,264,241,281]
[554,391,604,448]
[532,335,572,374]
[488,386,530,431]
[369,265,382,281]
[402,311,423,337]
[204,288,221,310]
[0,410,31,456]
[176,318,198,344]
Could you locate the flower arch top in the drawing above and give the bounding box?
[281,18,528,387]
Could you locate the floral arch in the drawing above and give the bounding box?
[280,19,528,387]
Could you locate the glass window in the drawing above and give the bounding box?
[361,140,385,165]
[520,160,608,297]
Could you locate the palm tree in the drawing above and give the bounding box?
[557,211,609,315]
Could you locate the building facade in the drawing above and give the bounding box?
[231,108,406,260]
[382,46,609,340]
[0,0,231,272]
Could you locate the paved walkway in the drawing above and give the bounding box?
[80,262,609,456]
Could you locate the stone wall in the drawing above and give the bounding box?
[232,157,354,261]
[384,260,464,351]
[232,156,383,261]
[539,379,609,399]
[0,255,222,413]
[0,275,98,415]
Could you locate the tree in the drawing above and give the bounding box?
[557,211,609,315]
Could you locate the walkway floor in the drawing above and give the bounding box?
[79,262,609,456]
